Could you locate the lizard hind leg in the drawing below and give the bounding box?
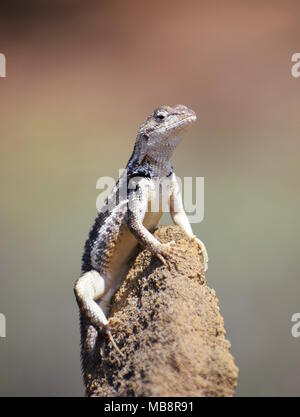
[74,270,111,330]
[74,270,124,362]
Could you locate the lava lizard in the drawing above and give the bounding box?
[74,104,208,383]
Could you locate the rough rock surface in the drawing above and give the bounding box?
[86,225,238,397]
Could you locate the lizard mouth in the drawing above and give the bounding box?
[169,114,197,133]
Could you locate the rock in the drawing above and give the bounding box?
[85,225,238,397]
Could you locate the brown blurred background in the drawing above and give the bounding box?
[0,0,300,396]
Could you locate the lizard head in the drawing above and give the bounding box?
[138,104,196,144]
[134,105,196,164]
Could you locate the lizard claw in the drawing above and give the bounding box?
[101,324,125,358]
[157,241,187,267]
[191,236,208,272]
[156,253,168,266]
[107,329,125,358]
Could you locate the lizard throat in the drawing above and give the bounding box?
[128,155,173,178]
[142,136,181,177]
[127,150,173,178]
[127,135,182,178]
[143,154,173,177]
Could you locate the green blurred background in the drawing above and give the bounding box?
[0,0,300,396]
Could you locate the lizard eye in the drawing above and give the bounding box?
[155,112,167,121]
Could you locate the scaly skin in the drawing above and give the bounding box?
[74,105,208,385]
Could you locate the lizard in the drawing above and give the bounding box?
[74,104,208,384]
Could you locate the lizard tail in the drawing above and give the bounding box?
[79,312,99,387]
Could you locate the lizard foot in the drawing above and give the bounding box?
[158,241,187,268]
[100,324,125,358]
[190,236,209,272]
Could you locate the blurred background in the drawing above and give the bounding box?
[0,0,300,396]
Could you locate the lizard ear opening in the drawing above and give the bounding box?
[142,134,149,141]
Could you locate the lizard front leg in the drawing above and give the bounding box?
[127,179,184,265]
[170,174,208,271]
[74,270,124,357]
